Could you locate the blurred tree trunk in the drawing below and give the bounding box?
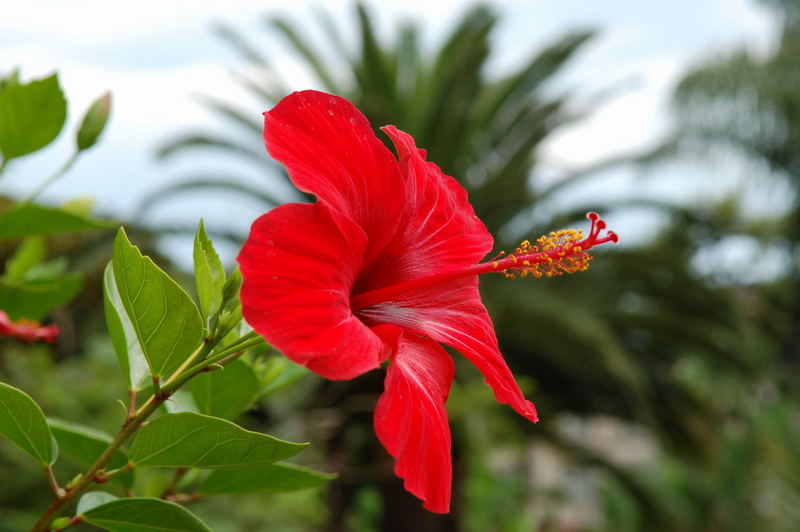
[376,448,462,532]
[321,375,462,531]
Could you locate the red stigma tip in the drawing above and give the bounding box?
[486,212,617,279]
[579,212,618,248]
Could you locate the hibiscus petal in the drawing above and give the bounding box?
[355,126,493,293]
[0,310,59,343]
[374,334,454,513]
[237,202,400,380]
[263,91,405,264]
[359,279,538,423]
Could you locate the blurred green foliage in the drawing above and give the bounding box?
[3,0,800,530]
[0,72,332,530]
[148,1,800,530]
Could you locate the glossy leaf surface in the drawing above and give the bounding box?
[193,219,225,321]
[128,412,307,468]
[103,262,149,390]
[187,358,258,419]
[0,382,53,464]
[48,418,129,472]
[112,228,204,378]
[82,497,212,532]
[76,491,117,515]
[198,461,335,495]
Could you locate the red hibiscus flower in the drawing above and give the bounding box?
[0,310,59,344]
[237,90,617,513]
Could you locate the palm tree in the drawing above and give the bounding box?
[632,0,800,528]
[146,3,754,530]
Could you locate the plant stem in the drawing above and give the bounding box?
[31,388,167,532]
[182,332,264,375]
[125,389,137,421]
[44,465,65,499]
[93,463,132,483]
[53,515,83,532]
[161,342,209,388]
[161,468,189,498]
[24,152,79,203]
[151,375,161,398]
[31,332,266,531]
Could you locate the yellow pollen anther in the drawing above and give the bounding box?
[484,213,617,281]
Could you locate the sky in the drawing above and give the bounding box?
[0,0,778,265]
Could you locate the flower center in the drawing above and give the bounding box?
[350,212,617,310]
[488,211,618,279]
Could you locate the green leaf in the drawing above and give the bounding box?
[0,69,20,90]
[221,266,242,303]
[81,497,212,532]
[76,92,111,151]
[48,418,128,471]
[0,275,81,320]
[76,491,117,515]
[112,228,204,378]
[0,203,112,239]
[128,412,307,469]
[198,462,335,495]
[256,356,310,398]
[216,267,244,338]
[0,73,66,161]
[103,262,149,390]
[49,517,71,530]
[61,197,97,217]
[4,236,45,281]
[23,256,68,280]
[193,220,225,321]
[161,389,198,414]
[0,382,54,465]
[187,359,259,419]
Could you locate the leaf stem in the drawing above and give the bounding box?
[160,467,189,499]
[53,515,83,531]
[31,333,264,530]
[125,389,137,422]
[31,389,167,532]
[161,341,209,388]
[44,465,65,499]
[93,463,132,484]
[182,332,264,376]
[151,375,161,399]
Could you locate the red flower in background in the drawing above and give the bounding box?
[238,90,617,513]
[0,311,59,344]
